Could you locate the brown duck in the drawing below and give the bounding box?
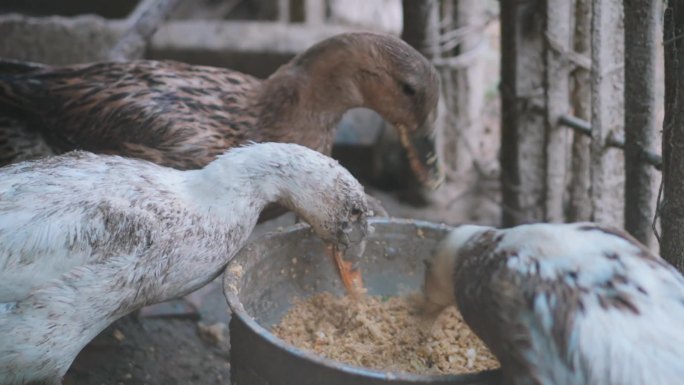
[0,32,444,192]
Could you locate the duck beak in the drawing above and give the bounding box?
[337,221,370,275]
[421,259,451,315]
[329,221,371,296]
[396,123,445,190]
[327,242,366,296]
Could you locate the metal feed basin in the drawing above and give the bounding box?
[223,218,502,385]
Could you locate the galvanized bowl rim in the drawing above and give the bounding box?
[223,217,496,383]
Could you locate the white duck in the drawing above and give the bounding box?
[0,142,370,385]
[424,222,684,385]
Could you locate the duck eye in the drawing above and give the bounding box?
[401,82,416,96]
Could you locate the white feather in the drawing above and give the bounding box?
[430,222,684,385]
[0,142,368,385]
[505,223,684,385]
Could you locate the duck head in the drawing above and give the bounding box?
[289,32,445,190]
[240,142,372,250]
[290,157,372,251]
[265,143,372,294]
[199,143,372,250]
[423,224,493,313]
[352,33,444,190]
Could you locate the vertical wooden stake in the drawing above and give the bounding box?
[500,1,547,226]
[662,0,684,270]
[590,0,625,226]
[623,0,658,245]
[568,0,593,222]
[545,0,573,223]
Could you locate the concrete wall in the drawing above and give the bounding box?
[0,14,124,64]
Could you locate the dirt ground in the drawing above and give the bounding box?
[63,315,231,385]
[62,272,233,385]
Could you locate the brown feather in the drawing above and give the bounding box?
[0,32,440,173]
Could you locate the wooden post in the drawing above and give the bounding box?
[545,0,573,223]
[568,0,593,222]
[499,1,547,226]
[436,0,488,175]
[401,0,493,217]
[662,0,684,269]
[401,0,438,56]
[590,0,625,226]
[623,0,657,245]
[394,0,442,199]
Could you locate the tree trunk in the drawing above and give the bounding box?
[662,0,684,270]
[590,0,625,226]
[624,0,657,245]
[500,0,547,226]
[568,0,593,222]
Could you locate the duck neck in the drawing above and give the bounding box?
[184,148,310,221]
[255,58,365,154]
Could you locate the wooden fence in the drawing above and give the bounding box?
[499,0,661,246]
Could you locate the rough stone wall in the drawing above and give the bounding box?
[0,15,124,64]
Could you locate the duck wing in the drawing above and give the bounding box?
[0,60,261,169]
[456,224,684,385]
[0,58,47,75]
[0,152,180,303]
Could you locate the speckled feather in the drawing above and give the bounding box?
[0,32,440,173]
[0,142,370,385]
[0,60,259,169]
[426,222,684,385]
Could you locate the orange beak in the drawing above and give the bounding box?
[326,244,365,296]
[396,124,444,190]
